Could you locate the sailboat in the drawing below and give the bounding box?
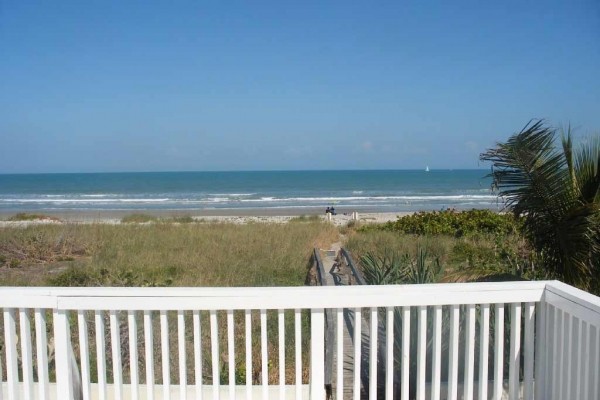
[425,165,430,172]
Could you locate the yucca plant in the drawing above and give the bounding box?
[480,120,600,291]
[405,247,443,284]
[360,251,408,285]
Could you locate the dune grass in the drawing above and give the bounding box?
[0,221,338,287]
[120,213,159,223]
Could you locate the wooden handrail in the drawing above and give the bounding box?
[313,248,327,287]
[341,248,367,285]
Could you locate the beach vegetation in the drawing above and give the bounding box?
[360,209,520,237]
[289,214,321,223]
[0,221,338,287]
[346,224,533,285]
[7,212,60,222]
[120,213,159,223]
[169,215,195,223]
[481,120,600,291]
[339,219,362,235]
[360,246,443,285]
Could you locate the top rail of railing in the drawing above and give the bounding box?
[544,280,600,328]
[0,281,551,310]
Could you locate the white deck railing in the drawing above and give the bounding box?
[0,281,599,400]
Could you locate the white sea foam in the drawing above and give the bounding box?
[237,195,496,202]
[0,194,497,204]
[1,198,170,203]
[208,193,255,197]
[80,194,120,198]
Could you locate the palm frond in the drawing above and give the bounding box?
[574,135,600,203]
[481,120,600,289]
[480,120,571,219]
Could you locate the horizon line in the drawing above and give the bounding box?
[0,167,491,175]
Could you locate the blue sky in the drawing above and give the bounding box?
[1,1,599,173]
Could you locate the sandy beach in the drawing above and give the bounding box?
[0,208,408,227]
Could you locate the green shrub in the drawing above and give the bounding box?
[361,209,521,237]
[48,267,98,286]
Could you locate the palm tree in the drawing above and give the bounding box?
[480,120,600,290]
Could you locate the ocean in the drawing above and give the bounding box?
[0,170,501,213]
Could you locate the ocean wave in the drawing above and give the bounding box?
[36,193,121,199]
[0,198,170,203]
[207,193,256,197]
[237,195,497,202]
[80,194,120,198]
[0,193,501,211]
[0,194,497,204]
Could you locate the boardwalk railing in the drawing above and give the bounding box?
[340,248,366,286]
[1,281,600,399]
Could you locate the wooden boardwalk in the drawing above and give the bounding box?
[317,245,369,400]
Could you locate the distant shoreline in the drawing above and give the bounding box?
[0,208,416,226]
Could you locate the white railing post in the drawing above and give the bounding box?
[54,309,74,400]
[3,308,19,400]
[310,308,325,400]
[534,296,546,400]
